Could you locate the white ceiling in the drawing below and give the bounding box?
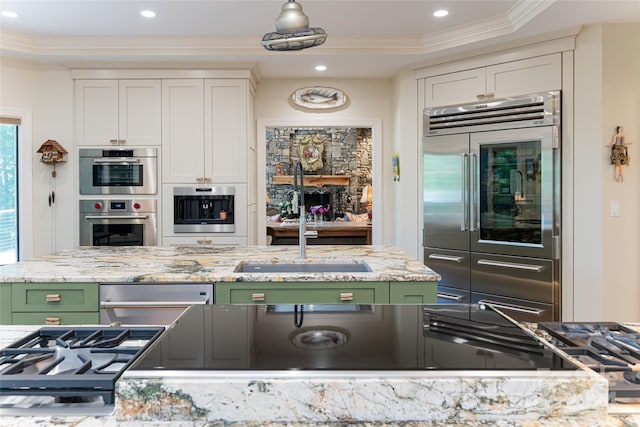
[1,0,638,78]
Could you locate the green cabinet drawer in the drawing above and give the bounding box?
[0,283,11,324]
[389,282,437,304]
[12,283,99,312]
[12,311,100,325]
[216,282,389,304]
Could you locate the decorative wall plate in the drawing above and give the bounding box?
[291,86,348,110]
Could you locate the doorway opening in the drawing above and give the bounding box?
[257,119,381,246]
[0,121,19,264]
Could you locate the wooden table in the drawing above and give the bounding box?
[267,221,372,245]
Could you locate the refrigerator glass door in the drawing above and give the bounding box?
[471,127,557,258]
[423,134,470,251]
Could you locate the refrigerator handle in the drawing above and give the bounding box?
[469,153,477,232]
[461,153,468,231]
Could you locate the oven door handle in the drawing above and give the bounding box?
[85,215,148,220]
[101,300,208,309]
[478,299,545,317]
[93,158,140,164]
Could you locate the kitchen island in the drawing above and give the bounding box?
[1,316,639,426]
[0,245,439,324]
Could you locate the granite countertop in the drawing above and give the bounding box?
[0,325,638,426]
[0,245,439,283]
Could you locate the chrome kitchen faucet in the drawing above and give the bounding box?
[293,160,317,259]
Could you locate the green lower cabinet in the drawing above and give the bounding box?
[12,311,100,325]
[0,283,11,324]
[215,281,389,304]
[11,282,99,325]
[389,281,437,304]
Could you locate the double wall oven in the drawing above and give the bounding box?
[79,148,159,247]
[423,90,561,322]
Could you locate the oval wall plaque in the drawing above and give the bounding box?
[291,86,348,110]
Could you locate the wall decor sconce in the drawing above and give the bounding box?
[606,126,632,182]
[37,139,67,178]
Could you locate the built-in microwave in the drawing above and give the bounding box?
[79,148,158,195]
[174,186,235,233]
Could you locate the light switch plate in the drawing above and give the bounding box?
[610,200,621,217]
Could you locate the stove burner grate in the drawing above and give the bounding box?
[539,322,640,403]
[0,326,164,406]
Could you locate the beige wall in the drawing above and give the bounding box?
[573,24,640,321]
[0,58,75,257]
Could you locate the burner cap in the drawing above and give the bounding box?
[623,371,640,384]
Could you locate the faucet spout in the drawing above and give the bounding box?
[293,161,307,259]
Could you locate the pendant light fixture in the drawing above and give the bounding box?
[262,0,327,51]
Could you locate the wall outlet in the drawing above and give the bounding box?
[610,200,621,217]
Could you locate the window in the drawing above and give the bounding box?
[0,119,19,264]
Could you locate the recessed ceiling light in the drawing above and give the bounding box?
[1,11,19,18]
[315,65,327,71]
[140,10,156,18]
[433,9,449,18]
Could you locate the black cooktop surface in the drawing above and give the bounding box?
[129,304,579,372]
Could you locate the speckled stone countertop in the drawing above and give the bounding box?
[0,325,638,426]
[0,245,439,283]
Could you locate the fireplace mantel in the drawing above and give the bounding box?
[272,175,350,187]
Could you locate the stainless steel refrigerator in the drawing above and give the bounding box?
[423,91,561,321]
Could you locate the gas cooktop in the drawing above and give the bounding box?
[0,326,164,415]
[538,322,640,403]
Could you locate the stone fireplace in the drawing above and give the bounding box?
[266,127,372,219]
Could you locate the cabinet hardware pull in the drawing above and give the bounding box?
[196,177,205,183]
[485,92,494,98]
[93,158,140,164]
[478,299,544,316]
[477,259,544,272]
[85,215,148,220]
[46,294,61,302]
[251,293,265,302]
[202,239,212,244]
[340,292,354,301]
[428,254,464,263]
[460,153,468,231]
[204,177,212,183]
[476,94,485,99]
[470,153,477,231]
[437,292,465,302]
[109,139,118,144]
[45,317,61,325]
[197,239,205,244]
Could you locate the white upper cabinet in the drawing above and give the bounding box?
[75,79,161,146]
[424,53,562,108]
[204,79,248,183]
[162,79,248,184]
[161,79,205,183]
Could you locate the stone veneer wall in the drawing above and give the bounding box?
[266,127,372,218]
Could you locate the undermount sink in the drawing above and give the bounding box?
[234,261,372,273]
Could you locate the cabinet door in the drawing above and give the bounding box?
[118,80,161,146]
[487,53,561,98]
[0,283,11,324]
[12,312,99,325]
[389,282,437,304]
[162,79,205,183]
[204,79,248,183]
[215,282,389,304]
[75,80,119,146]
[12,282,99,312]
[424,68,485,108]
